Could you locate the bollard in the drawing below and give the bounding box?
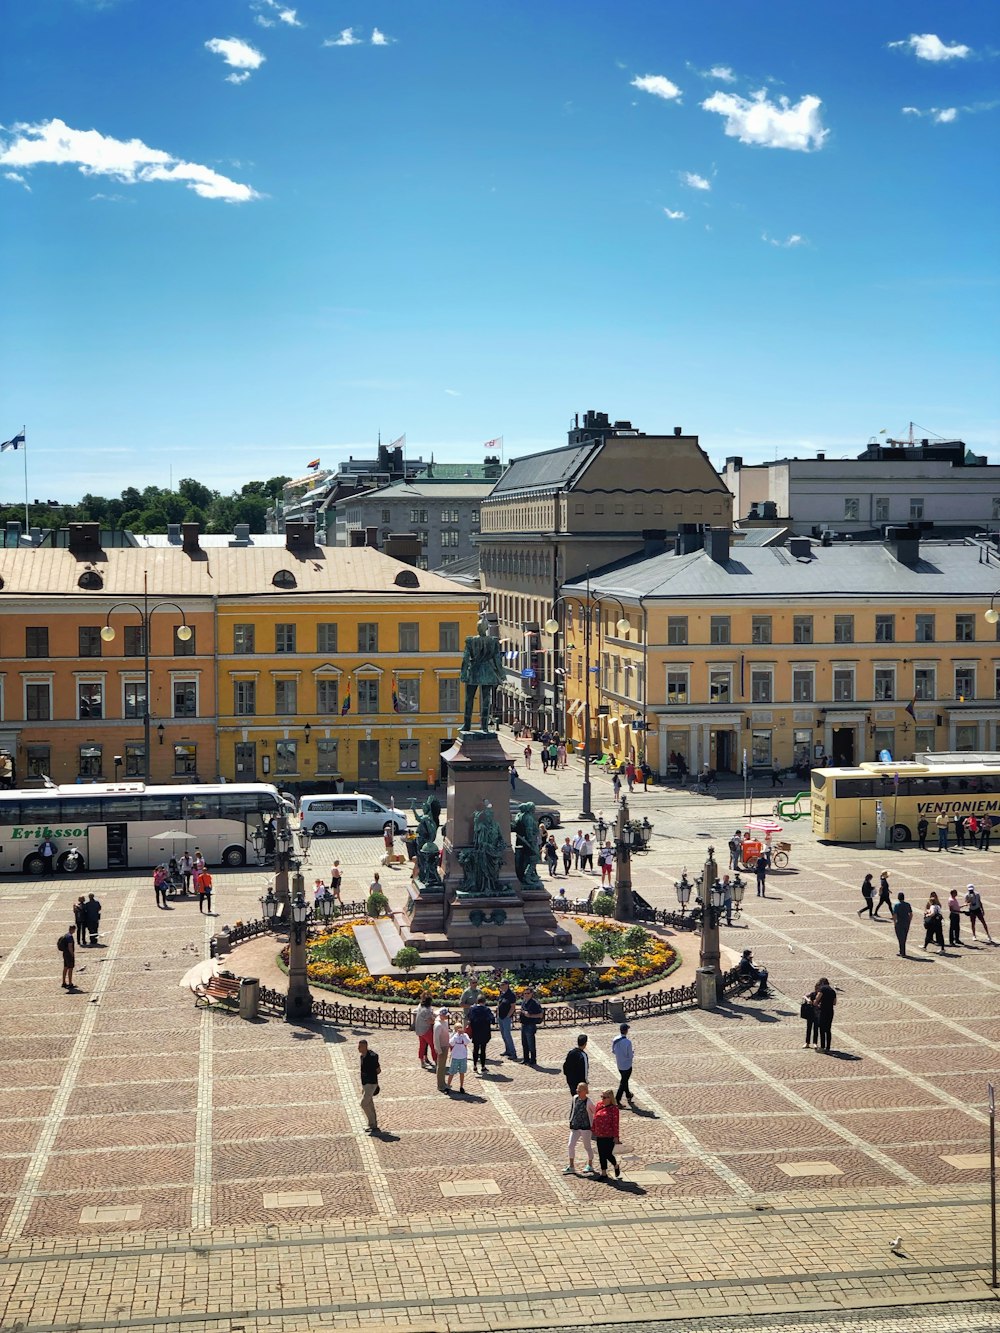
[212,932,231,957]
[696,966,717,1011]
[239,976,260,1021]
[608,997,626,1024]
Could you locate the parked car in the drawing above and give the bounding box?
[509,799,561,831]
[299,793,408,837]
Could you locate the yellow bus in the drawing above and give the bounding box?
[811,753,1000,845]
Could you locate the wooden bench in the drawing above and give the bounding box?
[194,975,242,1010]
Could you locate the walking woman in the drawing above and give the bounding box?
[964,885,994,943]
[413,993,436,1067]
[857,873,875,918]
[923,892,945,952]
[873,870,893,918]
[564,1081,596,1175]
[801,985,819,1048]
[592,1089,621,1179]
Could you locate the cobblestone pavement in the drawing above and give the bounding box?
[0,752,998,1331]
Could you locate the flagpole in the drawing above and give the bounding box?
[22,427,28,534]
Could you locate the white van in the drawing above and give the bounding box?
[299,793,408,837]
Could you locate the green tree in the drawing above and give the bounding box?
[590,892,615,917]
[392,946,421,972]
[179,478,216,510]
[578,939,607,968]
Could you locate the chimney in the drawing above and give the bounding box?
[29,526,41,546]
[68,522,102,557]
[642,529,668,557]
[229,523,250,547]
[675,523,705,556]
[365,526,379,548]
[816,451,825,461]
[788,535,811,558]
[348,529,366,547]
[673,426,682,437]
[167,522,182,545]
[5,520,22,548]
[384,533,421,565]
[886,525,920,566]
[285,520,316,553]
[181,522,201,555]
[707,528,730,564]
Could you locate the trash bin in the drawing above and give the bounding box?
[239,976,260,1021]
[212,932,231,958]
[608,998,626,1024]
[426,767,437,789]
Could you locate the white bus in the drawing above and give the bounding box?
[0,782,283,876]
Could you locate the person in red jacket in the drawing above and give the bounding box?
[592,1088,621,1179]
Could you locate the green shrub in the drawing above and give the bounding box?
[312,933,362,965]
[590,892,615,916]
[622,925,651,956]
[366,890,390,919]
[392,946,421,972]
[578,938,607,968]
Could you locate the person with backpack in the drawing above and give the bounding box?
[964,885,994,943]
[58,925,76,990]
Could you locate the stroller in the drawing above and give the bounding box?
[161,858,187,898]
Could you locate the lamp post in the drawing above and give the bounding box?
[100,572,192,783]
[696,844,726,1010]
[674,870,692,915]
[612,796,634,921]
[260,874,314,1023]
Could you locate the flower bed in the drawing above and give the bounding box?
[278,916,680,1004]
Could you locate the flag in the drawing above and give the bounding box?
[391,672,399,713]
[388,434,405,450]
[1,432,24,453]
[483,436,502,451]
[341,687,351,716]
[905,697,916,719]
[307,457,320,470]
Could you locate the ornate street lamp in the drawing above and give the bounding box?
[731,876,747,919]
[314,889,336,923]
[639,817,654,849]
[674,871,692,915]
[290,891,309,945]
[260,887,278,922]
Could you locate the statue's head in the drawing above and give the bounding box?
[516,801,536,814]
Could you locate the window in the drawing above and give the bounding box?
[234,624,255,654]
[398,623,419,652]
[234,680,256,715]
[751,730,772,767]
[79,745,102,779]
[833,668,854,702]
[833,615,854,644]
[750,668,772,703]
[173,743,197,776]
[666,670,688,704]
[359,678,379,713]
[124,625,145,657]
[792,669,814,702]
[875,615,895,643]
[124,742,145,777]
[955,666,975,701]
[317,623,338,653]
[26,745,50,779]
[956,723,978,752]
[874,497,889,523]
[25,627,48,658]
[710,616,730,645]
[358,623,378,653]
[173,680,197,717]
[438,678,460,712]
[124,681,147,718]
[174,626,195,656]
[234,741,256,778]
[316,739,339,773]
[439,622,460,652]
[79,626,102,658]
[793,616,813,645]
[844,498,860,521]
[316,678,339,714]
[274,679,297,715]
[915,667,935,700]
[441,508,459,523]
[956,614,975,642]
[667,617,688,646]
[25,682,51,720]
[874,667,895,701]
[915,614,935,643]
[381,509,392,523]
[399,739,421,771]
[275,623,296,653]
[396,678,420,713]
[441,529,460,548]
[275,740,297,774]
[78,682,103,719]
[709,669,731,703]
[751,615,772,645]
[409,508,428,524]
[471,509,480,525]
[872,727,894,758]
[910,498,924,521]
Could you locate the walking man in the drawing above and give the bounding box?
[198,868,213,914]
[433,1008,452,1092]
[467,996,494,1073]
[892,892,913,957]
[519,986,543,1064]
[873,871,893,919]
[562,1034,589,1101]
[357,1039,380,1135]
[947,888,963,947]
[59,925,76,990]
[561,837,574,876]
[754,853,767,897]
[496,980,518,1059]
[612,1023,635,1106]
[83,893,101,946]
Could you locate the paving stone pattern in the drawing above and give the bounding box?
[0,762,999,1330]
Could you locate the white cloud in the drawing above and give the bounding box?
[762,232,805,247]
[371,27,390,46]
[205,37,266,81]
[663,208,687,220]
[0,118,260,203]
[701,88,828,151]
[444,388,461,397]
[902,104,965,123]
[708,65,736,82]
[935,107,958,123]
[889,33,970,62]
[681,171,711,190]
[631,74,682,102]
[324,27,362,46]
[253,0,302,26]
[4,170,30,190]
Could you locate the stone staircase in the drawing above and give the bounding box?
[352,917,407,976]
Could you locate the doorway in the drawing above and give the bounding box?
[832,727,855,766]
[713,730,734,773]
[105,823,128,869]
[358,740,380,784]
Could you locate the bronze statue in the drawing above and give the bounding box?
[460,619,505,732]
[415,795,441,848]
[417,838,444,890]
[512,801,544,890]
[457,804,510,897]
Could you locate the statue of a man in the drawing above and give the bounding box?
[512,801,544,890]
[457,804,509,896]
[460,619,505,732]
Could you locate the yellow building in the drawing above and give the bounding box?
[562,528,1000,777]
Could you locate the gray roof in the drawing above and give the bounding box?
[565,540,1000,602]
[488,442,600,495]
[329,479,494,505]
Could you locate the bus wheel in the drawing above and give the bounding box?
[23,854,46,876]
[221,845,246,867]
[891,824,911,844]
[59,853,85,874]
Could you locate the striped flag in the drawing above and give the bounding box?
[391,672,399,713]
[483,436,502,451]
[306,457,320,469]
[1,431,24,453]
[904,697,916,719]
[341,687,351,716]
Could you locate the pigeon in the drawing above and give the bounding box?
[890,1236,902,1252]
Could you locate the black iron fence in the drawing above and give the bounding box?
[211,903,368,957]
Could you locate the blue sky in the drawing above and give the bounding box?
[2,1,997,500]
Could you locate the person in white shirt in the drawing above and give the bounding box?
[579,835,594,872]
[612,1023,635,1106]
[572,831,585,869]
[446,1024,473,1094]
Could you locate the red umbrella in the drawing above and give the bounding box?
[747,819,783,834]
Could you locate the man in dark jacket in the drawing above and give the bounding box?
[562,1033,589,1098]
[467,999,494,1072]
[358,1040,380,1134]
[83,894,101,946]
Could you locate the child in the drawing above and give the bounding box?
[446,1023,473,1094]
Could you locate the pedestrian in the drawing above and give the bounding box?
[59,925,76,990]
[572,830,584,869]
[523,743,532,769]
[579,833,594,872]
[413,993,436,1067]
[676,753,688,784]
[720,874,734,927]
[179,851,193,892]
[73,895,87,943]
[519,986,543,1064]
[383,823,395,857]
[592,1089,621,1179]
[754,853,767,897]
[83,893,101,946]
[947,889,963,947]
[935,812,949,851]
[509,764,518,791]
[801,986,819,1048]
[954,813,966,849]
[599,841,614,886]
[496,979,519,1058]
[612,772,622,802]
[561,837,574,875]
[198,868,213,914]
[964,885,994,943]
[813,976,837,1053]
[39,837,57,875]
[917,817,928,851]
[446,1022,473,1093]
[549,741,559,770]
[433,1008,452,1091]
[873,870,892,918]
[980,815,993,851]
[923,893,945,952]
[771,759,781,788]
[562,1034,589,1100]
[967,814,980,848]
[558,742,567,769]
[892,891,913,957]
[641,761,651,791]
[368,872,384,912]
[728,829,743,872]
[857,873,875,918]
[564,1082,596,1175]
[541,746,549,774]
[543,836,558,877]
[459,977,482,1017]
[153,863,169,909]
[357,1039,380,1134]
[612,1023,634,1106]
[625,761,636,793]
[330,860,343,902]
[467,997,494,1072]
